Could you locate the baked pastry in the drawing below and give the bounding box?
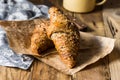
[30,20,54,56]
[47,7,80,68]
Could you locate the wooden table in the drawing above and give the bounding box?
[0,0,120,80]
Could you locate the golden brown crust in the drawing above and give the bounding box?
[30,22,54,56]
[47,7,68,37]
[47,7,80,68]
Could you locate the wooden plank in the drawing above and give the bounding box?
[74,10,105,36]
[72,57,110,80]
[0,66,32,80]
[31,59,71,80]
[103,0,120,80]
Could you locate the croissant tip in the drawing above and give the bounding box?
[67,64,76,69]
[66,60,76,69]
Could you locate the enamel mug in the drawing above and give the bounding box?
[63,0,106,13]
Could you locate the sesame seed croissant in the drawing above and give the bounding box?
[47,7,81,68]
[30,20,54,56]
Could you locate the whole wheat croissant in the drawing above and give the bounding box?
[47,7,81,68]
[30,20,54,56]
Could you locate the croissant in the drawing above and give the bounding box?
[47,7,81,68]
[30,20,54,56]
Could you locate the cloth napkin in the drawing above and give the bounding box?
[0,0,49,20]
[0,0,49,69]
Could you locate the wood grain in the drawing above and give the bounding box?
[103,0,120,80]
[72,58,110,80]
[0,66,32,80]
[31,59,71,80]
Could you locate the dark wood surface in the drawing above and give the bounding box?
[0,0,119,80]
[103,0,120,80]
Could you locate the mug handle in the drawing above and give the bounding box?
[96,0,106,6]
